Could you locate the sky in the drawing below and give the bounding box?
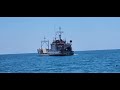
[0,17,120,54]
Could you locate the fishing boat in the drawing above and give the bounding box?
[37,27,74,56]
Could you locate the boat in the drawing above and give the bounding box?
[37,27,74,56]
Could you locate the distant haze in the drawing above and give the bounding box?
[0,17,120,54]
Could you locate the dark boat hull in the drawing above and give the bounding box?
[48,51,74,56]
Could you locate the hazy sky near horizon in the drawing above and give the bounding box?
[0,17,120,54]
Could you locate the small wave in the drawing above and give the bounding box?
[74,54,78,56]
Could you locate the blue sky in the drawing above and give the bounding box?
[0,17,120,54]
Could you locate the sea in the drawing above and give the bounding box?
[0,49,120,73]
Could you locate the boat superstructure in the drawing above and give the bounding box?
[37,36,49,55]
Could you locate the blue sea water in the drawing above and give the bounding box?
[0,49,120,73]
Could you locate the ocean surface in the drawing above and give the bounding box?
[0,49,120,73]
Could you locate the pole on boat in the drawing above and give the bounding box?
[57,27,63,40]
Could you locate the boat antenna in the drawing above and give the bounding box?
[44,36,46,41]
[57,27,63,40]
[54,25,57,40]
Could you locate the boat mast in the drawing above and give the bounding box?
[57,27,63,40]
[41,36,49,50]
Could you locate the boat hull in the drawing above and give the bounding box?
[48,51,74,56]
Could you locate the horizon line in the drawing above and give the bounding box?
[0,48,120,55]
